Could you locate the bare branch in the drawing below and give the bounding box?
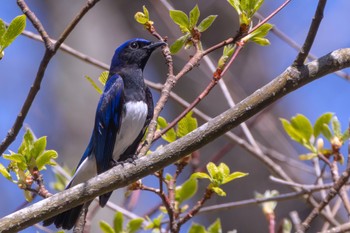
[293,0,327,66]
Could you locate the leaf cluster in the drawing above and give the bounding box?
[188,219,222,233]
[157,111,198,144]
[169,5,217,54]
[227,0,264,26]
[192,162,248,196]
[85,71,109,94]
[281,113,350,162]
[134,6,154,32]
[100,212,143,233]
[0,129,58,201]
[0,15,26,59]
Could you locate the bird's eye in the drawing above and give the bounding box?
[129,42,139,49]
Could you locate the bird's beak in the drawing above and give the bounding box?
[146,41,167,51]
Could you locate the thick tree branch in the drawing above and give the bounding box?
[0,48,350,232]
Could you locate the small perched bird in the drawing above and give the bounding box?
[43,38,165,230]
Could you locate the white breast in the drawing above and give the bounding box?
[113,101,148,161]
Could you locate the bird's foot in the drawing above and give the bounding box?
[112,155,137,167]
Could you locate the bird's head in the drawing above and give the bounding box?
[110,38,165,73]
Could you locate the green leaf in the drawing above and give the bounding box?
[177,111,198,138]
[211,186,226,196]
[227,0,242,15]
[189,223,207,233]
[252,0,265,15]
[250,37,270,46]
[144,214,163,230]
[127,218,144,233]
[191,172,211,180]
[206,162,218,180]
[157,116,177,143]
[189,5,200,29]
[99,71,109,86]
[134,6,150,26]
[290,114,313,141]
[314,113,333,137]
[100,220,115,233]
[162,128,177,143]
[256,190,279,214]
[0,163,12,181]
[143,5,150,19]
[2,15,26,49]
[218,163,230,177]
[24,129,35,148]
[176,178,198,204]
[32,136,47,159]
[222,171,248,184]
[170,33,190,54]
[24,190,33,202]
[165,173,172,181]
[341,128,350,142]
[280,218,292,233]
[3,153,26,164]
[280,118,304,144]
[36,150,58,170]
[223,44,235,57]
[85,75,102,94]
[299,153,317,160]
[331,116,342,137]
[243,23,273,44]
[321,124,333,141]
[135,12,148,24]
[0,19,6,41]
[208,219,222,233]
[157,116,167,128]
[169,10,189,29]
[197,15,217,32]
[113,212,123,233]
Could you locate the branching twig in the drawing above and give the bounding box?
[299,149,350,232]
[0,0,100,156]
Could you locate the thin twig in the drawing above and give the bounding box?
[293,0,327,66]
[290,211,302,233]
[299,153,350,232]
[254,12,350,80]
[198,187,332,215]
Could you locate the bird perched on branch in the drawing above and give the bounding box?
[43,38,165,230]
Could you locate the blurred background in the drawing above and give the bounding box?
[1,1,350,232]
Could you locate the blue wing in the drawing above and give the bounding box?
[93,74,124,174]
[43,74,124,229]
[76,74,124,175]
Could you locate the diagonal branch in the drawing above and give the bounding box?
[0,48,349,233]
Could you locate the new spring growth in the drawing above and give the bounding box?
[134,5,154,32]
[227,0,264,30]
[169,5,217,54]
[216,44,236,74]
[0,14,26,60]
[255,190,279,217]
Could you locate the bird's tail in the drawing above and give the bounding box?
[99,191,113,207]
[43,204,84,230]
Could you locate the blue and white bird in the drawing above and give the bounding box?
[43,38,165,230]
